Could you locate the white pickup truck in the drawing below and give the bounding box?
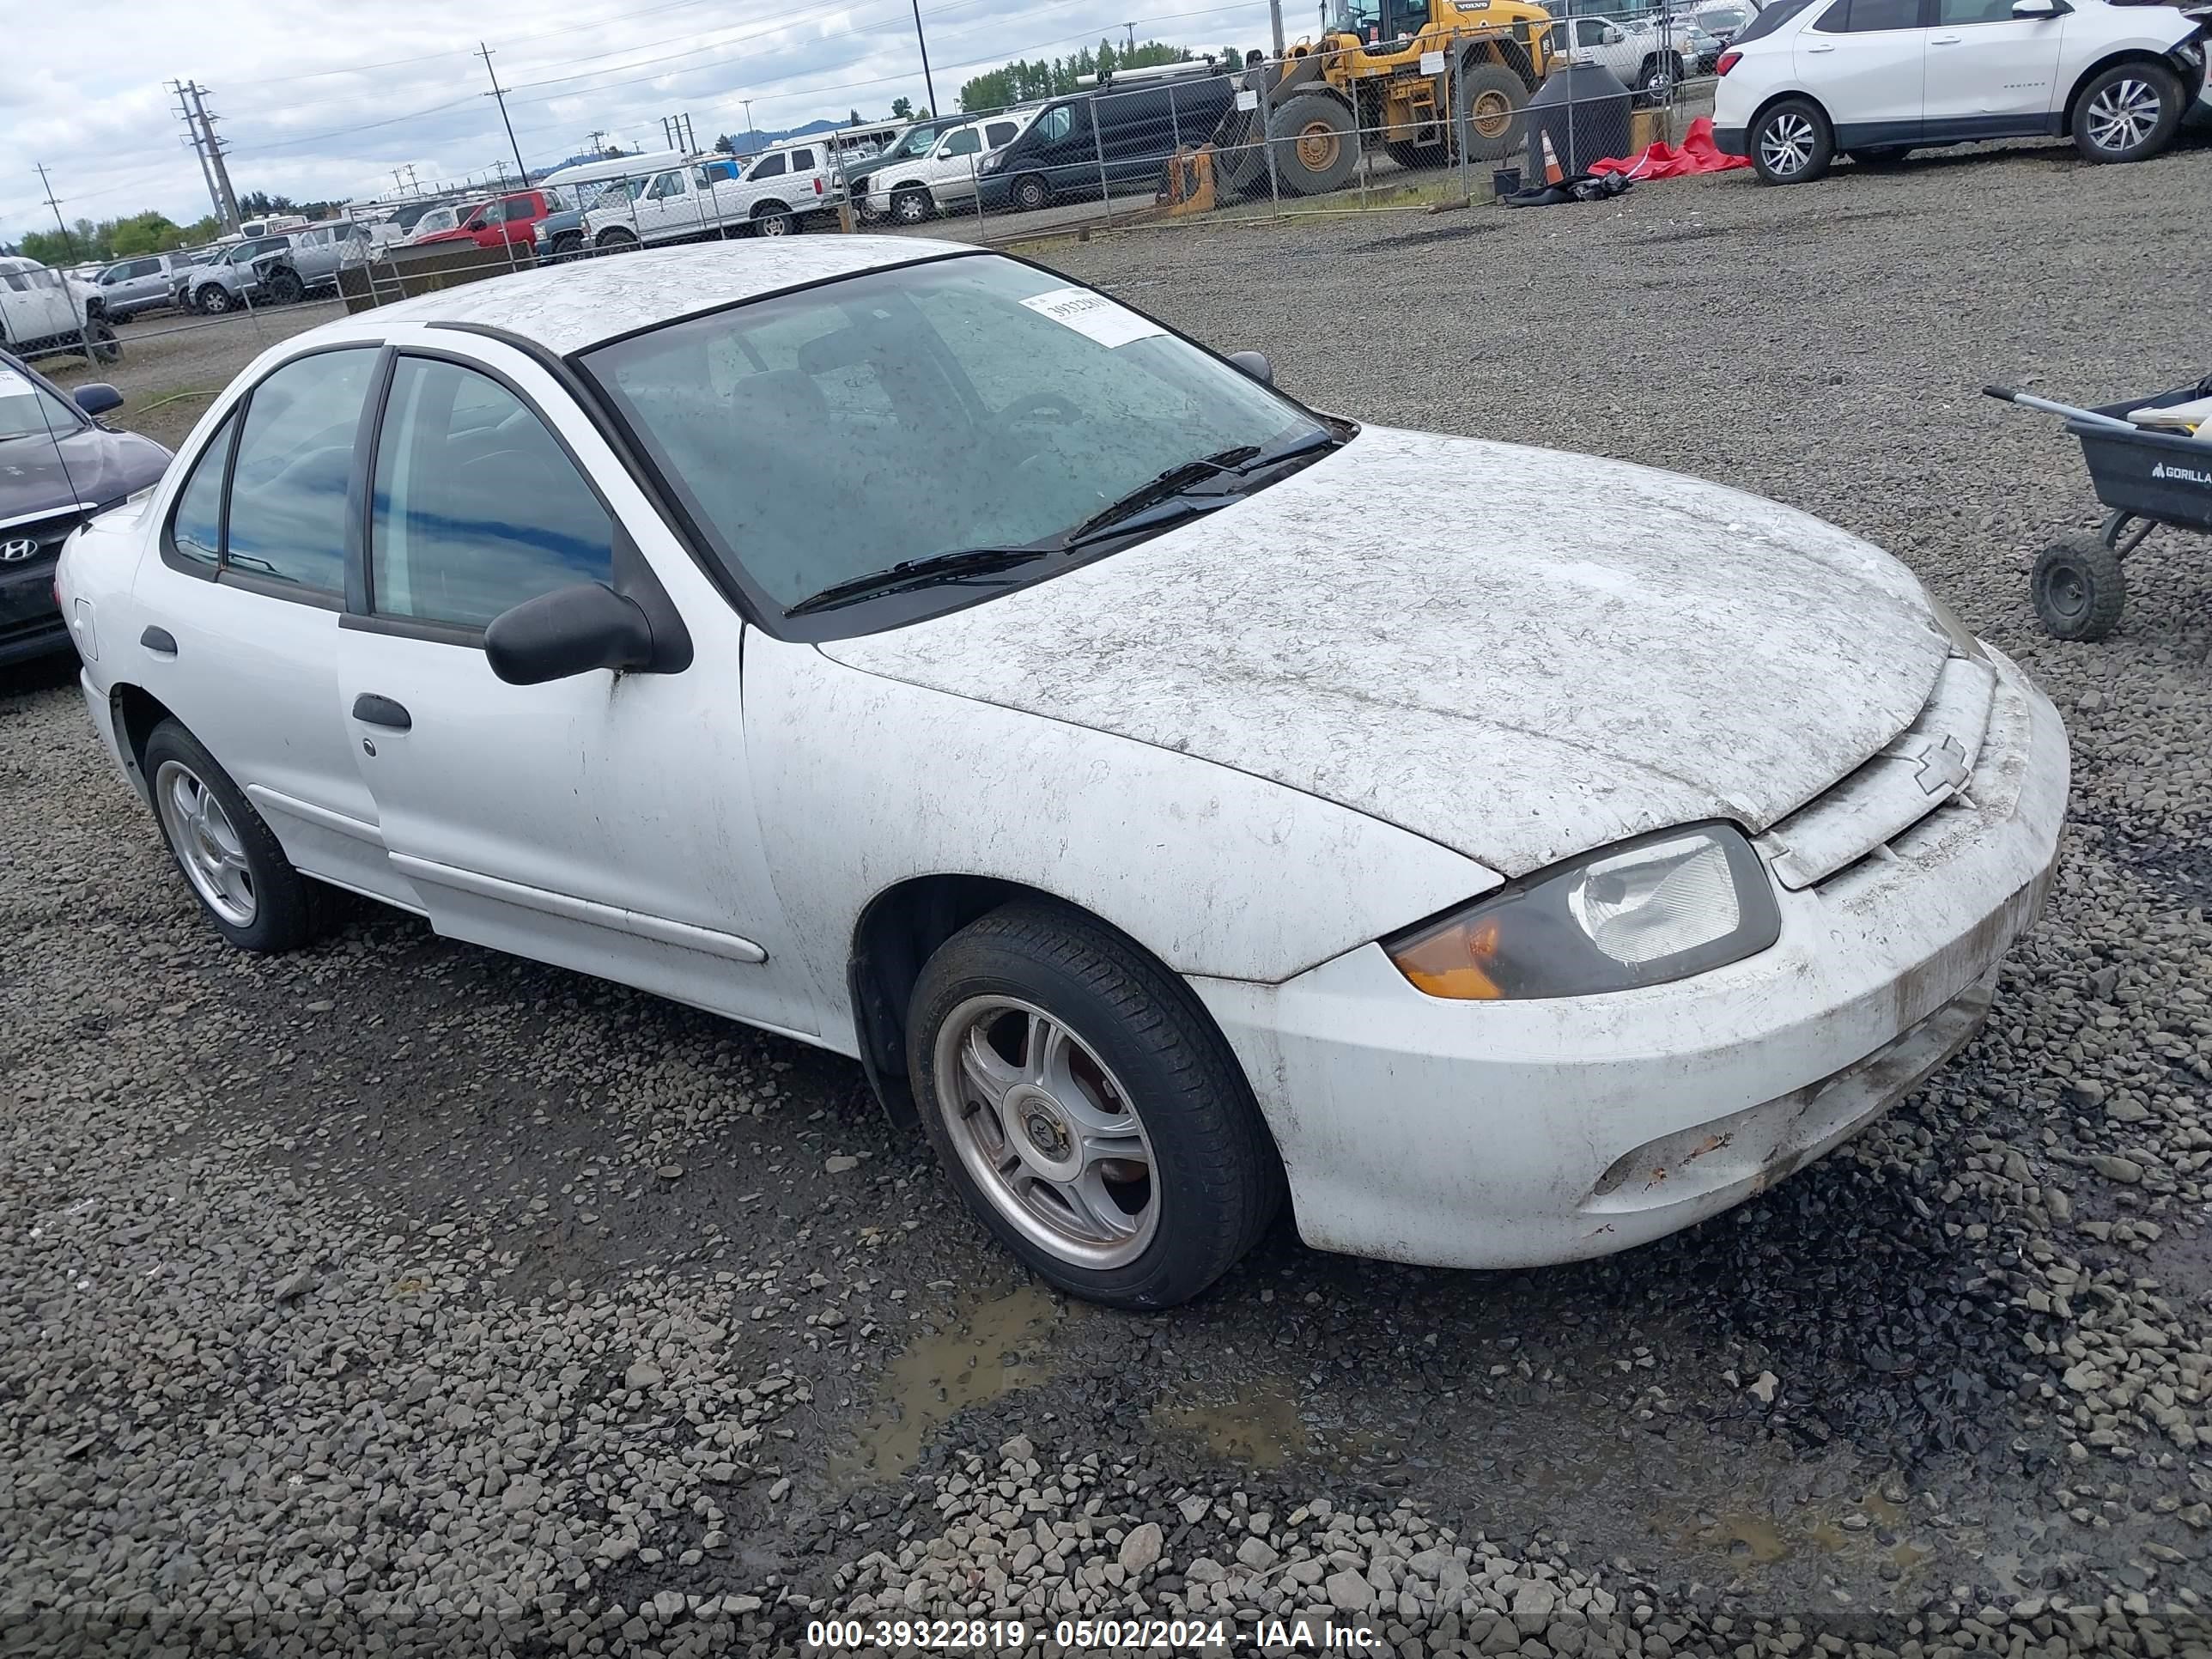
[582,143,845,249]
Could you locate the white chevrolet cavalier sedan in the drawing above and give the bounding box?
[59,240,2068,1308]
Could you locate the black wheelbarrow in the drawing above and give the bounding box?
[1985,376,2212,641]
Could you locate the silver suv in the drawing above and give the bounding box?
[174,224,368,315]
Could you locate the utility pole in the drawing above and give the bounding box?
[185,82,241,232]
[1124,21,1137,51]
[477,42,532,187]
[741,99,756,143]
[171,80,223,226]
[33,163,76,259]
[587,128,610,157]
[908,0,939,117]
[1268,0,1285,58]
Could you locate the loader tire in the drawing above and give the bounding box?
[1455,61,1529,163]
[1268,93,1358,196]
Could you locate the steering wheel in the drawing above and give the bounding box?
[993,391,1084,430]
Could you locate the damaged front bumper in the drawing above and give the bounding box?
[1191,647,2069,1271]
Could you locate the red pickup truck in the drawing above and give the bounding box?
[411,190,555,250]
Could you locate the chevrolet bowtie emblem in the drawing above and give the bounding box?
[1914,734,1970,796]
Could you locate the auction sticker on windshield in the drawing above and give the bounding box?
[1018,287,1166,349]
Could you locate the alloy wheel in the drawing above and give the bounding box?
[933,995,1159,1269]
[2085,79,2158,153]
[1759,112,1815,176]
[155,760,256,927]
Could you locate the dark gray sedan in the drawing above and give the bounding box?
[0,349,170,666]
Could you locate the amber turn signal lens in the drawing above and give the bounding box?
[1390,916,1505,1000]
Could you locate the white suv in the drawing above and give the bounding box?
[862,112,1037,224]
[0,257,120,365]
[1714,0,2207,183]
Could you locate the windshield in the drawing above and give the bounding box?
[0,362,84,443]
[415,208,459,235]
[582,254,1324,619]
[884,125,946,161]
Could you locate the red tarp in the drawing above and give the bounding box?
[1590,116,1753,179]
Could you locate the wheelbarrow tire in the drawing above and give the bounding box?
[2033,535,2125,642]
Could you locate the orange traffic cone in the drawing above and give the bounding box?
[1540,130,1565,185]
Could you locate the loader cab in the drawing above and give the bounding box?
[1332,0,1434,48]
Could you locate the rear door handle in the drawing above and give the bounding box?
[1806,40,1835,51]
[351,693,412,731]
[1931,32,1961,41]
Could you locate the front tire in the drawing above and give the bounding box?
[890,186,933,225]
[196,284,234,314]
[143,720,327,953]
[2070,60,2183,163]
[1455,60,1529,163]
[908,902,1282,1309]
[1749,96,1834,185]
[751,203,797,236]
[1010,173,1051,212]
[2032,536,2126,641]
[79,318,120,364]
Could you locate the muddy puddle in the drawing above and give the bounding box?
[830,1285,1064,1483]
[1683,1480,1928,1575]
[1151,1376,1311,1468]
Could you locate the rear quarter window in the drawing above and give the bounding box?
[1735,0,1819,39]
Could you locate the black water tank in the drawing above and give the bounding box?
[1524,58,1632,178]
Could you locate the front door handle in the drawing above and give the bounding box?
[352,693,412,731]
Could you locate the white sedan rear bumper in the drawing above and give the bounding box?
[1192,648,2068,1270]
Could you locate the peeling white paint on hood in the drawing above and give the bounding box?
[821,427,1952,876]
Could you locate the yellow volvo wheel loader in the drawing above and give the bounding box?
[1198,0,1560,200]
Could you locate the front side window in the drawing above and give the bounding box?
[369,356,614,629]
[222,348,377,594]
[167,411,237,568]
[750,151,787,179]
[583,255,1323,617]
[1039,106,1074,143]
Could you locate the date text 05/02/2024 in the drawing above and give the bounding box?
[802,1616,1383,1650]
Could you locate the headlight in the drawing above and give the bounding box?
[981,153,1006,173]
[1385,823,1779,1000]
[1923,588,1986,662]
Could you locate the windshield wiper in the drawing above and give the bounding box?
[1060,446,1261,544]
[787,545,1054,616]
[1059,429,1345,549]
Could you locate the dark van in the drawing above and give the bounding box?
[975,62,1239,213]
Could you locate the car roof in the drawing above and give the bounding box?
[351,236,976,356]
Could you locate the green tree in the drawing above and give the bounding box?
[890,94,915,118]
[714,133,738,154]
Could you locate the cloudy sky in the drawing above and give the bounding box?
[4,0,1291,241]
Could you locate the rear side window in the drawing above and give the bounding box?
[1735,0,1819,39]
[789,148,816,170]
[222,348,377,595]
[1813,0,1921,27]
[985,121,1018,147]
[167,412,238,569]
[368,356,614,629]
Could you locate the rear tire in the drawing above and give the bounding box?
[2033,536,2125,641]
[2070,60,2183,163]
[1455,61,1529,164]
[1749,96,1833,184]
[143,720,328,954]
[751,203,797,236]
[908,902,1283,1310]
[263,266,306,306]
[1635,53,1684,107]
[1269,91,1359,195]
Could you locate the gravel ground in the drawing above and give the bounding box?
[6,134,2212,1658]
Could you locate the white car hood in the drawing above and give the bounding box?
[820,427,1951,876]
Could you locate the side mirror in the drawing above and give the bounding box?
[74,384,125,416]
[1228,349,1274,385]
[484,582,657,685]
[1603,22,1626,41]
[2011,0,2061,14]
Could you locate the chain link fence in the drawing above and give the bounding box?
[78,6,1735,339]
